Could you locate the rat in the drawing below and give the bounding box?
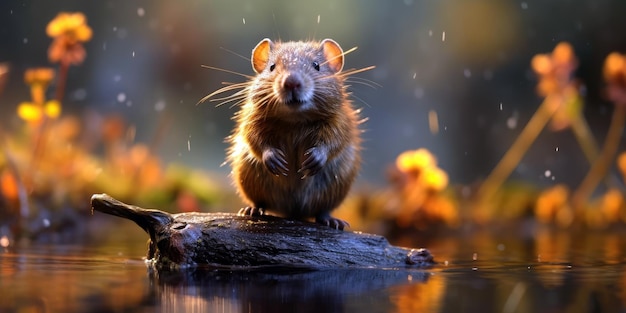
[206,38,366,230]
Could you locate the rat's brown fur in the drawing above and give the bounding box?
[207,38,366,230]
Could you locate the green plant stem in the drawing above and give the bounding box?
[573,104,626,208]
[476,95,560,205]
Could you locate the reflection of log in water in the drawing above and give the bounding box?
[150,267,430,312]
[90,193,435,269]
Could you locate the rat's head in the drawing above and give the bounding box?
[249,38,346,119]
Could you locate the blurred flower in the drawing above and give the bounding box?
[24,68,55,87]
[0,170,19,204]
[17,100,61,122]
[391,148,457,229]
[17,68,60,124]
[535,184,573,227]
[604,52,626,106]
[24,68,55,104]
[600,188,623,224]
[531,42,582,131]
[396,148,436,175]
[531,42,578,97]
[47,12,92,65]
[419,166,449,192]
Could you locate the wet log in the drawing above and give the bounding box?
[90,194,435,269]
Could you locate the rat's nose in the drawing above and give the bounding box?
[283,74,302,92]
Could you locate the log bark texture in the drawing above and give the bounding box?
[90,193,434,269]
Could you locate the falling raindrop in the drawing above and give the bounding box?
[117,93,126,103]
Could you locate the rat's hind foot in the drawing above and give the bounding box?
[315,213,350,230]
[238,206,265,217]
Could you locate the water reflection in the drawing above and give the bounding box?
[152,267,429,312]
[2,231,626,312]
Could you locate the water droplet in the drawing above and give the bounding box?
[154,100,166,111]
[117,93,126,103]
[428,30,433,37]
[555,147,559,152]
[414,87,424,99]
[442,31,446,41]
[499,102,503,110]
[71,89,87,101]
[463,68,472,78]
[137,7,145,17]
[507,116,518,129]
[242,17,246,24]
[497,243,505,251]
[472,252,478,260]
[0,236,9,248]
[521,2,528,9]
[544,170,551,177]
[132,51,135,58]
[42,219,50,227]
[113,75,122,82]
[23,38,28,44]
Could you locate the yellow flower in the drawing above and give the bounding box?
[46,12,92,65]
[420,166,449,192]
[396,148,436,174]
[46,12,92,42]
[17,100,61,123]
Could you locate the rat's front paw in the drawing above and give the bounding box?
[315,213,350,230]
[299,146,328,178]
[262,148,288,176]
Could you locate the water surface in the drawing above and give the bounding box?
[2,230,626,312]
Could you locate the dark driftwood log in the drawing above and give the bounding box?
[90,194,434,269]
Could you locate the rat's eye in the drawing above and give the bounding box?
[312,61,320,71]
[269,64,276,72]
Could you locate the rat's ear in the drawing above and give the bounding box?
[321,39,344,73]
[252,38,274,74]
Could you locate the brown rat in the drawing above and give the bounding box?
[207,38,365,230]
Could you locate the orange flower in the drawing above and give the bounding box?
[531,42,578,97]
[24,68,55,87]
[46,12,92,65]
[604,52,626,105]
[535,184,573,226]
[23,67,55,104]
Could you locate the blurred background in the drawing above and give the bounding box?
[1,0,624,187]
